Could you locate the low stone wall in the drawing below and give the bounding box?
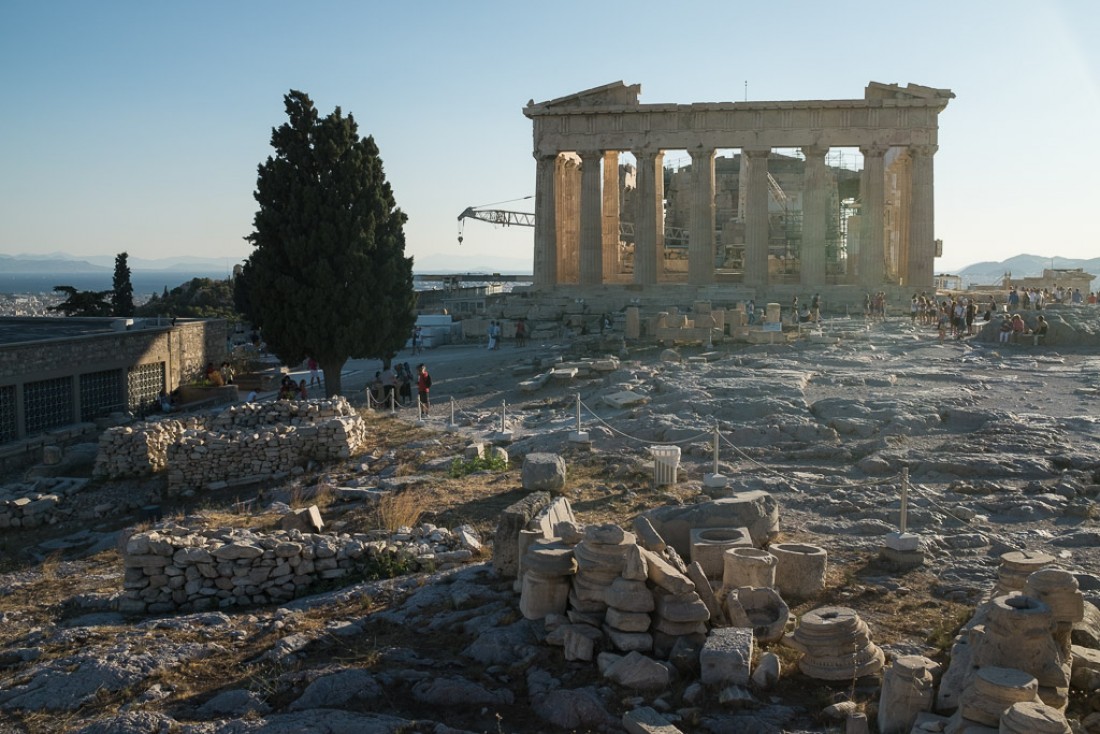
[165,416,367,493]
[93,399,367,491]
[94,420,193,478]
[119,522,480,614]
[0,477,90,529]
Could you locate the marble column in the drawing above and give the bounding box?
[578,150,603,285]
[859,144,888,287]
[602,151,621,281]
[556,155,581,284]
[800,145,829,287]
[533,152,559,288]
[632,148,663,285]
[688,146,716,285]
[907,144,937,289]
[743,148,771,286]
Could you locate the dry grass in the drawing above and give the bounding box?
[376,489,426,532]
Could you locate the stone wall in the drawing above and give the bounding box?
[119,522,478,614]
[93,399,368,493]
[0,477,90,530]
[0,318,226,391]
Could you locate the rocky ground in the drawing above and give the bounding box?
[1,305,1100,733]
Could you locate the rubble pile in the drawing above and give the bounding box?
[0,476,89,529]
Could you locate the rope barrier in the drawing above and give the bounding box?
[578,397,711,446]
[904,481,1022,552]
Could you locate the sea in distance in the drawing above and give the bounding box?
[0,271,532,297]
[0,271,231,297]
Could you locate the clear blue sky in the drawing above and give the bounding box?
[1,0,1097,273]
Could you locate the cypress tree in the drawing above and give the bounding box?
[242,90,416,397]
[112,251,135,316]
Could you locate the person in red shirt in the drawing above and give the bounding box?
[416,363,432,415]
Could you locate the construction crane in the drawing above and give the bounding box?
[457,198,689,247]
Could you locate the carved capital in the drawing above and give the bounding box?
[631,146,662,162]
[743,147,771,160]
[801,144,829,160]
[859,143,889,158]
[533,151,560,162]
[908,144,939,158]
[576,149,603,162]
[689,146,715,163]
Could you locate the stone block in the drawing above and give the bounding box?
[638,492,780,558]
[700,627,753,687]
[279,505,324,533]
[522,453,567,493]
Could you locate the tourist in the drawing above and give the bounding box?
[515,319,527,347]
[246,389,258,402]
[412,326,422,355]
[416,363,431,415]
[220,361,234,385]
[1011,313,1026,343]
[810,293,821,322]
[298,379,308,400]
[308,357,320,387]
[998,316,1013,344]
[382,366,398,406]
[398,363,413,405]
[746,300,756,325]
[1031,315,1049,346]
[158,389,173,413]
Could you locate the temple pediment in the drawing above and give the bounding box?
[527,81,641,112]
[866,81,955,101]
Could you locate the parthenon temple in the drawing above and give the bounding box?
[524,81,954,296]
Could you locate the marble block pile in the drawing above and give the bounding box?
[935,550,1086,730]
[120,517,480,614]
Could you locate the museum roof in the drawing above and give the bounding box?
[0,317,169,346]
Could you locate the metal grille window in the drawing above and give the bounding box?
[23,377,74,436]
[127,362,165,414]
[80,369,126,422]
[0,385,16,443]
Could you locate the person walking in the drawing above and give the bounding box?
[416,363,432,415]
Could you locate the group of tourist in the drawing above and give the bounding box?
[1007,285,1092,310]
[203,361,234,387]
[863,292,889,321]
[278,375,307,400]
[367,362,432,413]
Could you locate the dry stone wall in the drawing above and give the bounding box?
[0,477,89,529]
[94,399,368,493]
[119,521,480,614]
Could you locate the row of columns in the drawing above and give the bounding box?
[532,143,938,289]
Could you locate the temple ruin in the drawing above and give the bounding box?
[524,81,954,298]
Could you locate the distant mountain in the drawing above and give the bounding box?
[411,252,532,274]
[955,255,1100,286]
[0,254,110,273]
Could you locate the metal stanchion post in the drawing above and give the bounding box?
[703,419,727,489]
